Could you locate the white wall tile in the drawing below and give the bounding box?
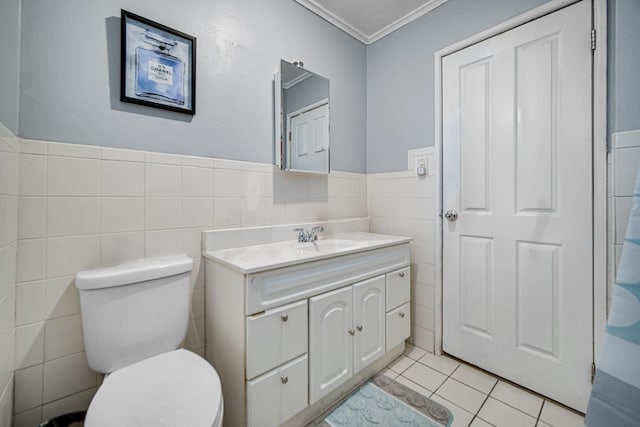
[182,198,213,228]
[146,198,182,230]
[183,166,214,197]
[42,386,95,421]
[19,139,47,155]
[145,163,182,197]
[614,146,640,196]
[47,143,99,159]
[14,322,44,370]
[13,406,42,427]
[100,232,144,267]
[213,169,244,198]
[181,229,203,258]
[46,236,100,278]
[613,129,640,149]
[145,229,182,258]
[101,160,144,196]
[213,198,242,228]
[45,315,84,361]
[101,197,144,233]
[615,196,632,244]
[16,281,45,326]
[46,276,79,319]
[14,364,43,412]
[145,151,182,165]
[17,239,46,282]
[43,352,96,403]
[100,147,145,162]
[19,154,47,196]
[241,198,265,226]
[47,157,99,196]
[182,155,214,168]
[0,285,15,330]
[47,197,100,237]
[18,197,46,239]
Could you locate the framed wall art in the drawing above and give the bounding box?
[121,10,196,115]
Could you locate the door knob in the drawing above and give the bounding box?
[444,210,458,222]
[281,314,288,322]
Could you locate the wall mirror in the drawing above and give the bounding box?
[274,59,330,174]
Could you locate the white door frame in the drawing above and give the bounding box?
[433,0,608,365]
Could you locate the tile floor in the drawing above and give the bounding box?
[380,345,585,427]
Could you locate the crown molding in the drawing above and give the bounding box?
[294,0,449,45]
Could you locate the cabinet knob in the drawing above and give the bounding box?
[399,312,405,318]
[281,314,289,322]
[399,272,405,278]
[281,375,288,384]
[356,325,363,332]
[348,329,355,336]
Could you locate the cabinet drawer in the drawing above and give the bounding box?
[247,354,308,427]
[386,302,410,350]
[386,267,410,310]
[246,299,307,379]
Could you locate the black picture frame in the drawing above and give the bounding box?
[120,10,196,115]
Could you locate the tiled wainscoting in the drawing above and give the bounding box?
[0,126,18,426]
[608,129,640,309]
[367,154,437,352]
[11,138,367,426]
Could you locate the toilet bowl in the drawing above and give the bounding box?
[75,256,223,426]
[85,350,223,427]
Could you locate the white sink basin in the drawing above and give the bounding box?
[205,232,412,273]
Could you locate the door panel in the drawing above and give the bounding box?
[353,276,385,374]
[309,286,352,405]
[442,1,592,411]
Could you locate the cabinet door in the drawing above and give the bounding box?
[309,286,353,405]
[353,275,386,374]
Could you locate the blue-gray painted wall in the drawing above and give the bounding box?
[0,0,21,134]
[608,0,640,136]
[17,0,367,173]
[366,0,549,173]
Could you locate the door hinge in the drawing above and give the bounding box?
[591,362,596,383]
[591,29,596,51]
[288,131,292,141]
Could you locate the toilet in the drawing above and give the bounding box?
[75,255,223,427]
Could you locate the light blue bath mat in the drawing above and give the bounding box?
[317,375,452,427]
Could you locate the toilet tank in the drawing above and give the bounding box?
[75,256,193,374]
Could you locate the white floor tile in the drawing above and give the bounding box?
[490,381,543,417]
[402,363,447,392]
[388,355,415,374]
[478,398,536,427]
[539,401,584,427]
[536,422,552,427]
[430,394,474,427]
[394,375,433,397]
[378,368,398,379]
[404,343,427,360]
[419,352,460,375]
[451,364,498,394]
[436,378,487,414]
[470,417,494,427]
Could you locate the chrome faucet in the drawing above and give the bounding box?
[294,226,325,242]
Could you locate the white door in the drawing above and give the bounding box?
[442,1,593,411]
[309,286,353,405]
[353,276,386,374]
[288,104,329,172]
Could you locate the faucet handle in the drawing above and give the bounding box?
[293,227,304,232]
[312,226,324,233]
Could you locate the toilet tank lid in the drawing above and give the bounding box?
[75,256,193,290]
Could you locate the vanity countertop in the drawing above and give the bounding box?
[203,232,411,274]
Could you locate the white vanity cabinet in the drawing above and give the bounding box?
[309,275,386,404]
[205,235,411,427]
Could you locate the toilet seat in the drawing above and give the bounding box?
[85,349,223,427]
